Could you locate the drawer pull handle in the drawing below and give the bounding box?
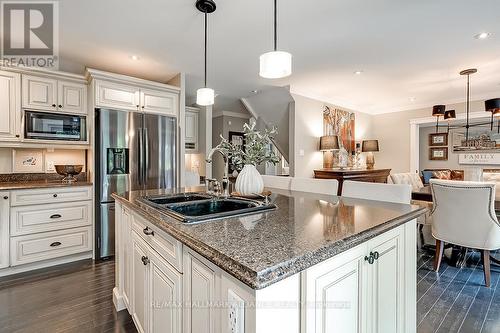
[364,255,375,265]
[50,214,62,219]
[58,105,62,108]
[141,255,150,266]
[372,251,380,260]
[3,196,8,200]
[50,241,62,247]
[143,227,154,236]
[52,104,56,107]
[53,194,58,198]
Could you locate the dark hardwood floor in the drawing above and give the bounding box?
[0,226,499,333]
[417,226,500,333]
[0,259,137,333]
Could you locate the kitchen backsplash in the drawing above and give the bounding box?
[0,148,86,174]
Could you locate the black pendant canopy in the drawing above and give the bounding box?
[432,105,446,116]
[196,0,216,13]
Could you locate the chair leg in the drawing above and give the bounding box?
[481,250,491,288]
[434,239,444,272]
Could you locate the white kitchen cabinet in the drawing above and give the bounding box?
[185,109,199,152]
[22,75,58,112]
[121,207,132,310]
[366,226,404,333]
[0,192,10,269]
[131,230,183,333]
[183,249,220,333]
[132,231,149,333]
[95,80,140,111]
[57,80,87,114]
[140,89,178,116]
[22,74,87,115]
[304,243,367,333]
[149,249,182,333]
[0,71,21,141]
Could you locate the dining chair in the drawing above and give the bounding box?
[430,179,500,287]
[261,175,291,190]
[391,172,432,229]
[289,177,339,195]
[341,180,412,204]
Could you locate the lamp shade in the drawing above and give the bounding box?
[444,110,456,120]
[196,87,215,106]
[432,105,446,117]
[259,51,292,79]
[485,98,500,114]
[319,135,339,151]
[362,140,379,152]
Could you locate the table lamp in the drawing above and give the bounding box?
[320,135,339,169]
[362,140,379,169]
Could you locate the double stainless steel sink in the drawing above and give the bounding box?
[140,193,276,223]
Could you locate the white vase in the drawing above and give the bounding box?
[235,164,264,195]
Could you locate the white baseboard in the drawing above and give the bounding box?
[113,286,127,311]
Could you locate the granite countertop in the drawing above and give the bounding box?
[0,180,93,191]
[113,188,427,290]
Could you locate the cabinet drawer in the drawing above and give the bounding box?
[10,201,92,236]
[11,186,92,206]
[10,226,92,266]
[132,214,182,272]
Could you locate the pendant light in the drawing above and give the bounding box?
[196,0,216,106]
[459,68,477,144]
[259,0,292,79]
[431,105,445,133]
[485,98,500,131]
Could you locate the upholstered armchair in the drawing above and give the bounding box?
[430,179,500,287]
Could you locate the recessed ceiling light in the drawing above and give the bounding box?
[475,32,490,40]
[251,90,258,94]
[130,55,140,61]
[409,97,417,102]
[354,70,363,75]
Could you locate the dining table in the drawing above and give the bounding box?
[412,185,500,267]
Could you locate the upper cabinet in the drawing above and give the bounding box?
[95,80,140,111]
[87,68,180,117]
[0,70,21,141]
[22,74,87,114]
[185,108,199,152]
[140,89,178,116]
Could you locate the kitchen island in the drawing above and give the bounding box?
[113,187,426,333]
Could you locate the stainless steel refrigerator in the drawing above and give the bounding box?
[95,109,177,259]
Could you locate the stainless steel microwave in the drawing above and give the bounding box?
[24,111,87,141]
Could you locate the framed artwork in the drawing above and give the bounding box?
[429,147,448,161]
[12,149,44,173]
[228,131,245,174]
[429,133,448,146]
[323,106,355,154]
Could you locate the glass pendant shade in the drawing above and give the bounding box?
[196,87,214,106]
[259,51,292,79]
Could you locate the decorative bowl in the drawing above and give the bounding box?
[54,165,83,183]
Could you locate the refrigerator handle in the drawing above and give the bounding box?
[138,128,144,186]
[144,127,149,184]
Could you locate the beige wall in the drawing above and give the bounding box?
[372,100,487,174]
[291,93,373,178]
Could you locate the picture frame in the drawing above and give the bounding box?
[429,147,448,161]
[12,149,44,173]
[228,131,245,174]
[429,133,448,146]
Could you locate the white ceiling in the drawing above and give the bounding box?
[58,0,500,114]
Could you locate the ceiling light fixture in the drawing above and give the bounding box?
[130,55,139,61]
[196,0,216,106]
[409,97,417,102]
[475,32,490,40]
[259,0,292,79]
[354,70,363,75]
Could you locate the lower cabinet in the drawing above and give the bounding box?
[131,230,182,333]
[116,202,416,333]
[0,192,10,269]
